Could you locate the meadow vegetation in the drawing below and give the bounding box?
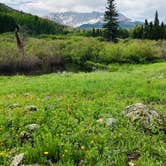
[0,62,166,165]
[0,33,166,74]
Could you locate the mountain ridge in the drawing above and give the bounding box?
[46,11,143,29]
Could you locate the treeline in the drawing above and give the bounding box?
[133,11,166,40]
[0,3,65,34]
[76,28,129,39]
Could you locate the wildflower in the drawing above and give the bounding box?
[43,151,49,155]
[81,146,85,150]
[0,152,5,156]
[90,140,94,144]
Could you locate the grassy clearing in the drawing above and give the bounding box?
[0,62,166,165]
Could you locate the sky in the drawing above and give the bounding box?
[0,0,165,22]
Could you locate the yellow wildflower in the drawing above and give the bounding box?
[0,152,5,156]
[90,140,94,144]
[81,146,85,150]
[43,151,49,155]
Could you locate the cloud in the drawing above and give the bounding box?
[1,0,165,22]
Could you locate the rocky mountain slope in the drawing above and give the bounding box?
[46,11,143,29]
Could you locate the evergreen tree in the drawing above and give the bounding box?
[103,0,119,42]
[161,22,165,39]
[92,28,96,37]
[133,25,143,39]
[143,19,149,39]
[153,11,160,40]
[132,11,166,40]
[149,21,153,39]
[154,11,160,26]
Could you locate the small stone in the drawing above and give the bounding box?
[20,131,31,143]
[10,153,24,166]
[97,118,104,125]
[25,124,40,132]
[9,104,20,109]
[128,161,135,166]
[23,93,31,97]
[47,160,53,166]
[107,118,117,127]
[28,105,38,112]
[44,96,50,100]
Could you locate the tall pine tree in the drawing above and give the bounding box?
[103,0,119,42]
[153,11,160,40]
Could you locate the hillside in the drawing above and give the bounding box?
[46,11,143,29]
[0,62,166,165]
[0,3,65,34]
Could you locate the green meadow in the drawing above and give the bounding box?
[0,62,166,165]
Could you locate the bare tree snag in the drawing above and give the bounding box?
[15,25,25,60]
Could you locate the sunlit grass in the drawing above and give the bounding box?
[0,62,166,165]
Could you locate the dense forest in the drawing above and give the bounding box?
[133,11,166,40]
[0,3,65,34]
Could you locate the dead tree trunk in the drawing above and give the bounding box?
[15,25,24,60]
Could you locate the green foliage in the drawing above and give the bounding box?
[0,34,165,74]
[0,13,16,33]
[0,3,65,34]
[103,0,119,41]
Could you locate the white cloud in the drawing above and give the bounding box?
[0,0,165,22]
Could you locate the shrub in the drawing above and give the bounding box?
[121,41,160,63]
[99,43,123,64]
[0,34,165,74]
[84,61,108,71]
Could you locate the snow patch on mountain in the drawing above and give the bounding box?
[45,11,142,29]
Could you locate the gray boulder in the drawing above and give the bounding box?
[10,153,24,166]
[20,124,40,143]
[123,103,166,131]
[25,124,40,132]
[107,118,117,127]
[97,117,117,127]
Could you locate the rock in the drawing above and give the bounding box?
[127,152,140,166]
[9,104,20,109]
[23,93,31,97]
[97,118,104,125]
[97,117,117,127]
[20,124,39,143]
[47,160,54,166]
[123,103,166,131]
[10,153,24,166]
[25,124,40,132]
[107,118,117,127]
[28,105,38,112]
[20,131,31,143]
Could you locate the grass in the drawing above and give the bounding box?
[0,62,166,165]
